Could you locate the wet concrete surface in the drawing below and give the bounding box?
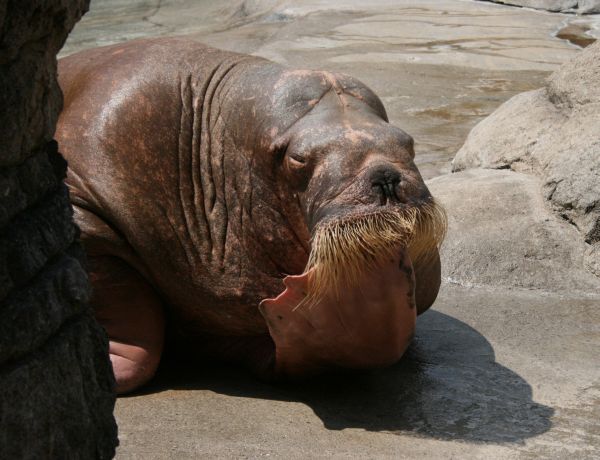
[116,285,600,458]
[60,1,600,458]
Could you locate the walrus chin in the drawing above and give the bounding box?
[259,200,447,378]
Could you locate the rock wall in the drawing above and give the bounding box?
[0,1,118,458]
[481,0,600,14]
[452,41,600,278]
[429,169,600,293]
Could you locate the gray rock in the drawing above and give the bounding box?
[480,0,600,13]
[429,169,600,293]
[452,41,600,277]
[547,40,600,106]
[579,0,600,13]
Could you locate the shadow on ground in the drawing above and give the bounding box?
[134,310,553,444]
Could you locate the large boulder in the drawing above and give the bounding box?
[452,41,600,277]
[429,169,600,294]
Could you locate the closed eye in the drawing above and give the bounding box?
[288,152,306,165]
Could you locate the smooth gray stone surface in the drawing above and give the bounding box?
[453,41,600,278]
[430,169,600,292]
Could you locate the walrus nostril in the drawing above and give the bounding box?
[370,167,402,204]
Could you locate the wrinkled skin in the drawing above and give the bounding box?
[56,38,441,393]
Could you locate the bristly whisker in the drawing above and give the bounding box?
[298,200,447,310]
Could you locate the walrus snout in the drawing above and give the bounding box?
[359,156,433,208]
[368,163,403,205]
[308,157,432,230]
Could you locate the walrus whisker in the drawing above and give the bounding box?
[297,200,447,310]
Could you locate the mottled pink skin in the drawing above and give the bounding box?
[56,37,441,393]
[260,250,417,378]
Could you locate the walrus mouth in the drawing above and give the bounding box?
[259,200,447,378]
[303,200,447,308]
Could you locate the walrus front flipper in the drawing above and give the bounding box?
[88,256,165,394]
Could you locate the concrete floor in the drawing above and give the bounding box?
[115,284,599,458]
[61,1,600,458]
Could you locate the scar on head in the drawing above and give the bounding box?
[344,129,375,144]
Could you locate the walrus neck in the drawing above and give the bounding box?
[169,57,296,278]
[175,55,258,270]
[202,62,311,280]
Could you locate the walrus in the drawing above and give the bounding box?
[56,37,446,394]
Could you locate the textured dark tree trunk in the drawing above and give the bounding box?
[0,1,118,458]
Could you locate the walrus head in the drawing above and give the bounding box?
[234,68,446,378]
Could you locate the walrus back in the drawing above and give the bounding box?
[57,37,256,241]
[57,37,262,242]
[56,38,273,336]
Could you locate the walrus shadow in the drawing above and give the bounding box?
[145,310,553,444]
